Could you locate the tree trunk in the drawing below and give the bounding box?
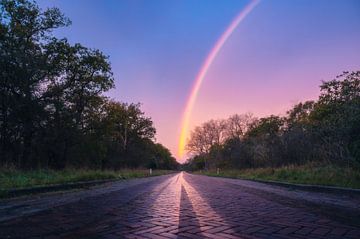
[21,127,33,169]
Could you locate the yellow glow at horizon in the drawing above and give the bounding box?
[177,0,260,159]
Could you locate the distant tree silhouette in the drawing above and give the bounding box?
[186,71,360,170]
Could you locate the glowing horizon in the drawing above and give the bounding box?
[177,0,260,159]
[38,1,360,162]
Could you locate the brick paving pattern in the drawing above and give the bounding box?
[0,172,359,238]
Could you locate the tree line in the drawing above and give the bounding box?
[184,71,360,171]
[0,0,179,170]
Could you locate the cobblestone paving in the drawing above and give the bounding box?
[0,172,359,238]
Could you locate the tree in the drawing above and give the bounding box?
[61,43,114,130]
[247,115,284,138]
[286,101,314,129]
[186,119,227,169]
[310,71,360,165]
[150,143,178,169]
[104,101,156,152]
[224,113,257,140]
[0,0,70,167]
[186,119,226,155]
[42,40,114,169]
[1,0,175,170]
[318,71,360,104]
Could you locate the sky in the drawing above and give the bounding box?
[38,0,360,162]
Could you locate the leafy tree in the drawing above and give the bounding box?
[310,71,360,165]
[286,101,314,129]
[247,115,284,138]
[0,0,176,170]
[104,101,156,151]
[0,0,70,167]
[149,143,178,169]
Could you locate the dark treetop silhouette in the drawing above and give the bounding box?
[0,0,178,170]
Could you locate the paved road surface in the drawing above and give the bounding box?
[0,172,359,238]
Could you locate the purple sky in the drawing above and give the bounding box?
[38,0,360,162]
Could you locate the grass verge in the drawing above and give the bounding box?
[0,169,174,191]
[195,164,360,189]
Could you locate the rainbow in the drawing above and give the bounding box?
[177,0,260,159]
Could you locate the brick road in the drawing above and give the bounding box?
[0,172,359,238]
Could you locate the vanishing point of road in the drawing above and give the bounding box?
[1,172,360,238]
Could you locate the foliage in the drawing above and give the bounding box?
[0,0,179,170]
[185,71,360,171]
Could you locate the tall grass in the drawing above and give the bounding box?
[197,163,360,189]
[0,169,174,190]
